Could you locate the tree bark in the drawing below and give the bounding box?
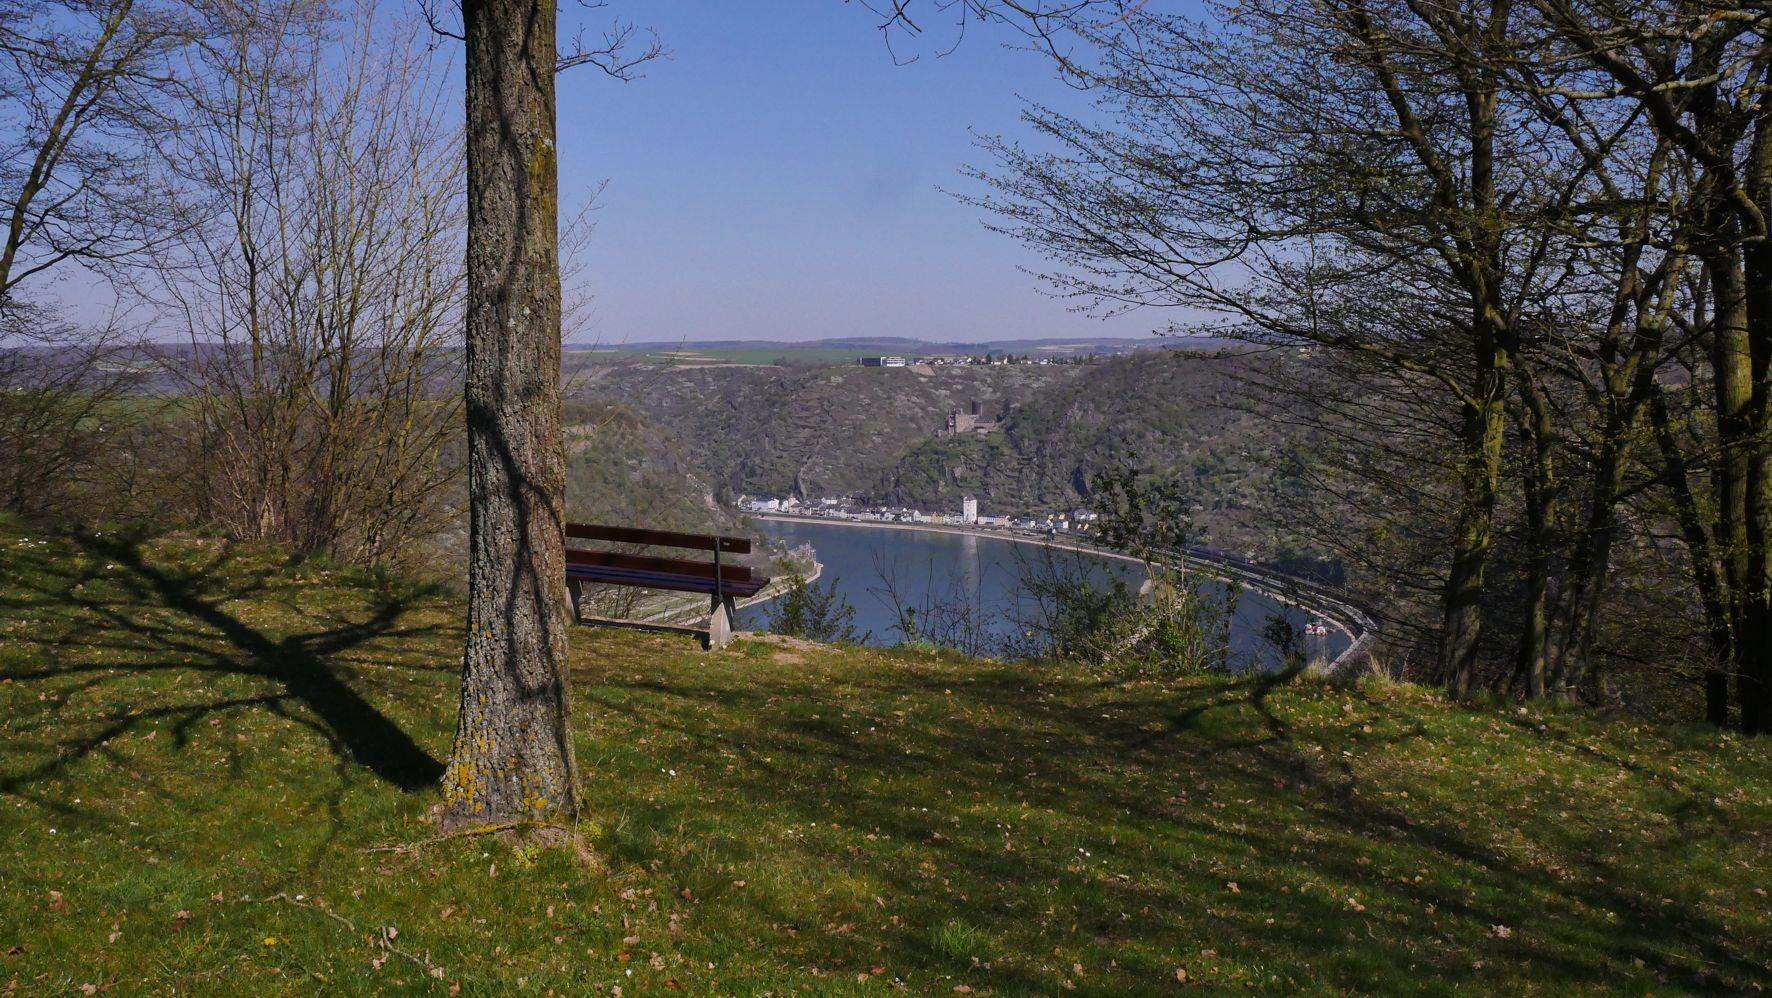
[1442,334,1507,696]
[1439,65,1510,698]
[441,0,579,825]
[1709,254,1757,733]
[1513,372,1554,699]
[1738,96,1772,736]
[1650,385,1735,726]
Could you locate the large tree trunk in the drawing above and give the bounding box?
[440,0,579,826]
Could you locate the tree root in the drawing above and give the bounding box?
[365,817,605,869]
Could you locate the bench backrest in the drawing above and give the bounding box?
[566,522,751,554]
[564,522,758,590]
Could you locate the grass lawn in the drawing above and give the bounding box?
[1,523,1768,994]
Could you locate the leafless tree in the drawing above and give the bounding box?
[0,0,194,302]
[0,0,202,521]
[1519,0,1772,731]
[147,0,465,569]
[966,0,1596,695]
[954,0,1772,732]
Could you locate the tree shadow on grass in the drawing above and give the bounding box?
[578,651,1769,991]
[0,530,447,795]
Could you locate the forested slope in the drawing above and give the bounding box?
[571,361,1078,501]
[572,351,1315,554]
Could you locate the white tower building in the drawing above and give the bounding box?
[961,496,978,524]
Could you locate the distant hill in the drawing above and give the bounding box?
[564,334,1226,359]
[570,349,1317,556]
[878,351,1311,553]
[569,359,1079,505]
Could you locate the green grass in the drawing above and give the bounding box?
[1,524,1768,994]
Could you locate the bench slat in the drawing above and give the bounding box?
[566,547,753,583]
[567,563,768,598]
[566,522,751,554]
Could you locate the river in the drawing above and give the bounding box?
[736,518,1349,671]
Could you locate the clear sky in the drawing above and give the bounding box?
[556,1,1140,346]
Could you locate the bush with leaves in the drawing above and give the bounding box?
[1007,461,1227,676]
[1087,463,1201,564]
[1011,550,1229,678]
[765,575,862,645]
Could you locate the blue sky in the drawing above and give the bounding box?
[555,1,1141,345]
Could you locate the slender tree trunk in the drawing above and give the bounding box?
[1442,332,1507,696]
[1547,397,1641,696]
[441,0,579,826]
[1650,385,1735,725]
[1709,254,1759,733]
[1514,374,1554,699]
[1736,103,1772,734]
[1441,68,1510,698]
[1740,252,1772,735]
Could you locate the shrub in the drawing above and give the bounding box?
[765,575,861,644]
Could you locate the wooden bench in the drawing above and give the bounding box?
[564,522,768,649]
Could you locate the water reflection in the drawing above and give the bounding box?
[738,520,1348,671]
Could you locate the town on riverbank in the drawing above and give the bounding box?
[738,493,1102,542]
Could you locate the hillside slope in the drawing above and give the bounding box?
[572,352,1312,553]
[571,361,1080,503]
[2,525,1767,993]
[880,351,1308,549]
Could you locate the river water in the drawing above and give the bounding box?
[736,518,1348,670]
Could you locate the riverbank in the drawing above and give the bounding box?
[753,512,1375,672]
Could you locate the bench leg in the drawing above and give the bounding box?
[706,594,737,650]
[566,578,583,625]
